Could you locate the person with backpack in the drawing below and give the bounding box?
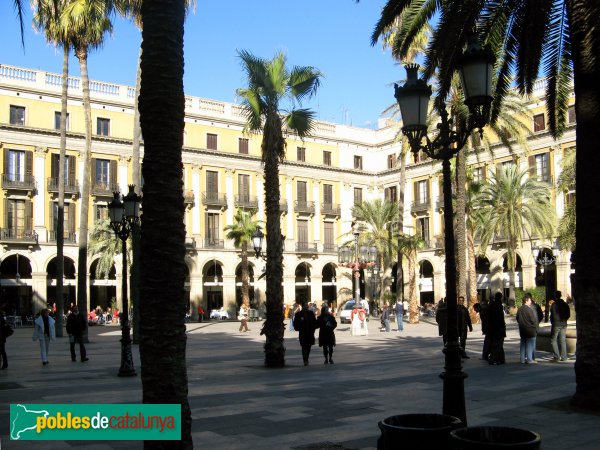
[316,305,337,364]
[550,291,571,362]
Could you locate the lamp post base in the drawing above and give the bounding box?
[440,341,468,425]
[118,325,137,377]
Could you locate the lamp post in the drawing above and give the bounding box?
[108,185,140,377]
[532,243,560,323]
[252,226,265,259]
[394,34,495,425]
[338,223,378,305]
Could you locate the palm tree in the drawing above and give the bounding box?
[476,165,555,302]
[237,50,322,368]
[224,209,260,307]
[88,218,130,279]
[371,0,600,410]
[352,199,399,302]
[398,234,424,323]
[60,0,113,334]
[32,0,71,337]
[557,147,576,251]
[138,1,192,447]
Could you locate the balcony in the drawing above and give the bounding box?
[48,231,76,243]
[91,181,120,197]
[0,228,38,244]
[322,243,338,254]
[47,177,79,196]
[203,238,224,249]
[321,203,341,216]
[294,200,315,215]
[234,194,258,209]
[411,199,431,214]
[183,190,195,206]
[295,242,317,254]
[2,174,36,192]
[202,191,227,209]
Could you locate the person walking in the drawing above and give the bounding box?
[394,299,404,332]
[66,306,88,362]
[316,305,337,364]
[289,302,299,332]
[487,292,506,365]
[435,298,448,346]
[238,303,250,332]
[293,300,317,366]
[516,293,539,364]
[457,296,473,358]
[33,309,55,365]
[380,304,391,332]
[550,291,570,362]
[0,308,9,369]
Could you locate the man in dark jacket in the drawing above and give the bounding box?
[435,298,447,346]
[293,301,317,366]
[457,296,473,358]
[487,292,506,365]
[550,291,570,361]
[516,293,538,364]
[66,306,88,362]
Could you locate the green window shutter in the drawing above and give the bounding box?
[68,155,76,184]
[110,160,118,186]
[25,200,33,231]
[25,151,33,177]
[68,203,76,233]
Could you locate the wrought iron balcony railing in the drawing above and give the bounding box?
[203,238,224,249]
[202,191,227,208]
[294,200,315,214]
[2,173,36,191]
[91,181,120,196]
[0,228,38,244]
[47,177,79,195]
[234,195,258,209]
[321,203,341,216]
[48,230,76,243]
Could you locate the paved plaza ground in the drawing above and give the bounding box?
[0,315,598,449]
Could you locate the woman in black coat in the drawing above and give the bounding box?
[487,292,507,365]
[316,305,337,364]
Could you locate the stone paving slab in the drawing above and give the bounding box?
[0,317,595,449]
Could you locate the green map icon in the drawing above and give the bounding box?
[10,404,49,440]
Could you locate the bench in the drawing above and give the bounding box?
[536,323,576,354]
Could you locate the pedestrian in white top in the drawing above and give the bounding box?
[32,309,55,365]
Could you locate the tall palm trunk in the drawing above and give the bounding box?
[407,247,419,323]
[139,1,192,446]
[568,0,600,410]
[55,44,69,338]
[455,149,467,302]
[131,45,142,345]
[466,227,479,323]
[76,45,91,328]
[396,144,407,303]
[241,241,249,305]
[261,117,285,368]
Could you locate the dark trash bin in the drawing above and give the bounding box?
[450,426,541,450]
[377,413,463,450]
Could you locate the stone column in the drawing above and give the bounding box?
[33,147,48,241]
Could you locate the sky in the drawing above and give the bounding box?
[0,0,403,129]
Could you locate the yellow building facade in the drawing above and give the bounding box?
[0,64,575,319]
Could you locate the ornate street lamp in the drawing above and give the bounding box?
[532,242,560,322]
[394,34,495,425]
[338,222,378,304]
[108,185,141,377]
[252,226,265,259]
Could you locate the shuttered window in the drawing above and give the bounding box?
[416,216,430,242]
[387,154,396,169]
[206,171,218,193]
[354,155,363,169]
[51,154,76,185]
[533,114,545,132]
[414,180,429,204]
[205,213,220,241]
[568,105,576,124]
[385,186,397,203]
[49,202,76,234]
[297,220,308,244]
[238,138,249,154]
[323,184,333,205]
[297,181,307,202]
[238,174,250,201]
[354,187,362,206]
[297,147,306,162]
[324,222,334,246]
[54,111,70,130]
[5,199,32,238]
[207,133,218,150]
[529,153,550,182]
[323,151,331,166]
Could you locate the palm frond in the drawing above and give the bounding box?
[284,109,316,139]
